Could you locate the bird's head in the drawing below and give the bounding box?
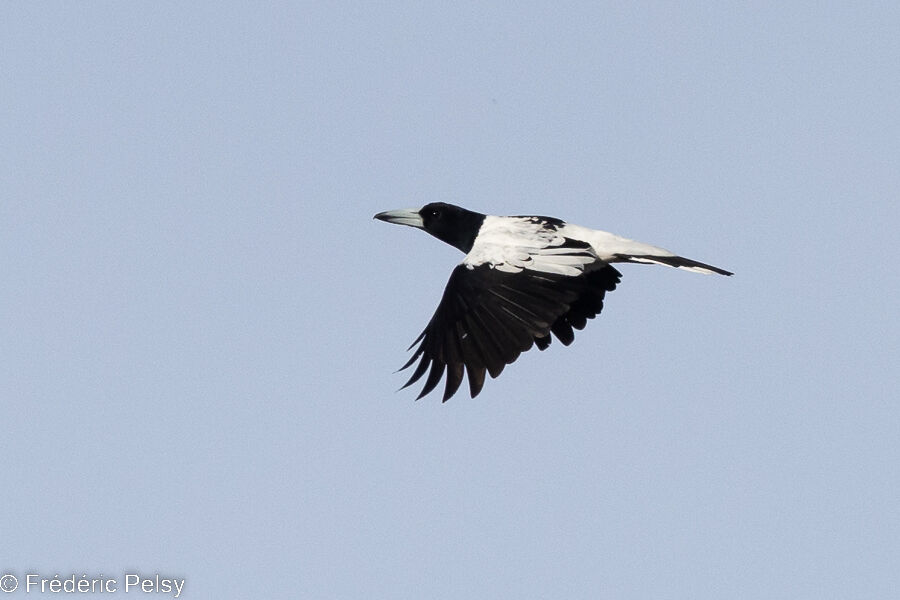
[374,202,486,253]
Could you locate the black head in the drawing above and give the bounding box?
[374,202,486,253]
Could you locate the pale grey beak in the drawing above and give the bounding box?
[373,208,424,229]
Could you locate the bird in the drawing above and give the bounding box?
[374,202,731,402]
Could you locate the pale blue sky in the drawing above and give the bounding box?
[2,2,898,599]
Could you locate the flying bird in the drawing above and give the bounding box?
[374,203,731,402]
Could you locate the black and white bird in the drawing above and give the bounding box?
[375,203,731,402]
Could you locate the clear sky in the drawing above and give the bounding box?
[2,2,898,599]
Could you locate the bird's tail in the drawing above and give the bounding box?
[578,228,733,276]
[613,253,733,276]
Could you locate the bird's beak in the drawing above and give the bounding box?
[373,208,424,229]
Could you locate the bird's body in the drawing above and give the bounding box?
[375,203,731,402]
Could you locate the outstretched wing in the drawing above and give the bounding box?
[399,261,621,401]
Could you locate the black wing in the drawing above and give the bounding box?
[399,263,621,402]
